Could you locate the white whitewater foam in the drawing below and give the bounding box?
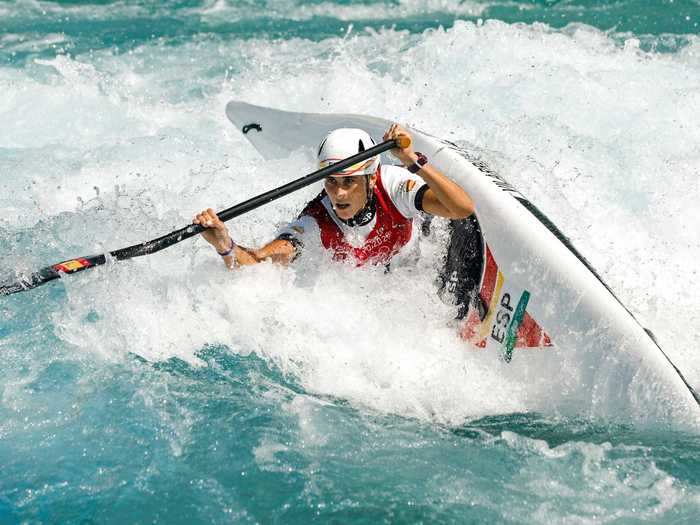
[3,20,699,424]
[191,0,486,21]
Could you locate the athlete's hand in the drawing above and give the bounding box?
[193,208,232,253]
[384,123,417,166]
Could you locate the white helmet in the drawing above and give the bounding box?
[317,128,379,176]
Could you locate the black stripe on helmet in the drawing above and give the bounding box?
[317,138,328,157]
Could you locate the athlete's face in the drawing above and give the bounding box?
[324,172,377,220]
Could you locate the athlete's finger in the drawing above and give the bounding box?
[194,210,211,228]
[384,123,395,140]
[208,211,223,228]
[204,209,217,226]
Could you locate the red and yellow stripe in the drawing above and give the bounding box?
[53,258,92,274]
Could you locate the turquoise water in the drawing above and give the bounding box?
[2,1,700,523]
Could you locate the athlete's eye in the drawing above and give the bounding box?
[341,177,359,188]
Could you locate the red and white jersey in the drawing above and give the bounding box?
[277,165,427,266]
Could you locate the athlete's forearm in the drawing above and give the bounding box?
[224,239,296,269]
[385,124,474,219]
[411,156,474,219]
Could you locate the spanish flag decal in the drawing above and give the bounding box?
[459,246,552,352]
[53,258,92,274]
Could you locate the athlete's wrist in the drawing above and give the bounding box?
[216,237,236,256]
[399,152,417,166]
[407,152,428,174]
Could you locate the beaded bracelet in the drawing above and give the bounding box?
[217,238,236,257]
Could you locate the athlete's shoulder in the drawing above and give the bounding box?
[379,164,426,218]
[380,164,410,183]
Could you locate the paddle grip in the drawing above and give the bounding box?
[394,135,411,149]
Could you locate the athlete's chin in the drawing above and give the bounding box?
[333,204,355,219]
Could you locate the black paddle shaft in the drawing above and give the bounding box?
[1,138,406,296]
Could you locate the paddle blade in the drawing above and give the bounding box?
[1,255,104,297]
[1,266,61,296]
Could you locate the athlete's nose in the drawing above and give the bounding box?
[334,186,349,200]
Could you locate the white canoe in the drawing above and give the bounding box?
[226,100,700,425]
